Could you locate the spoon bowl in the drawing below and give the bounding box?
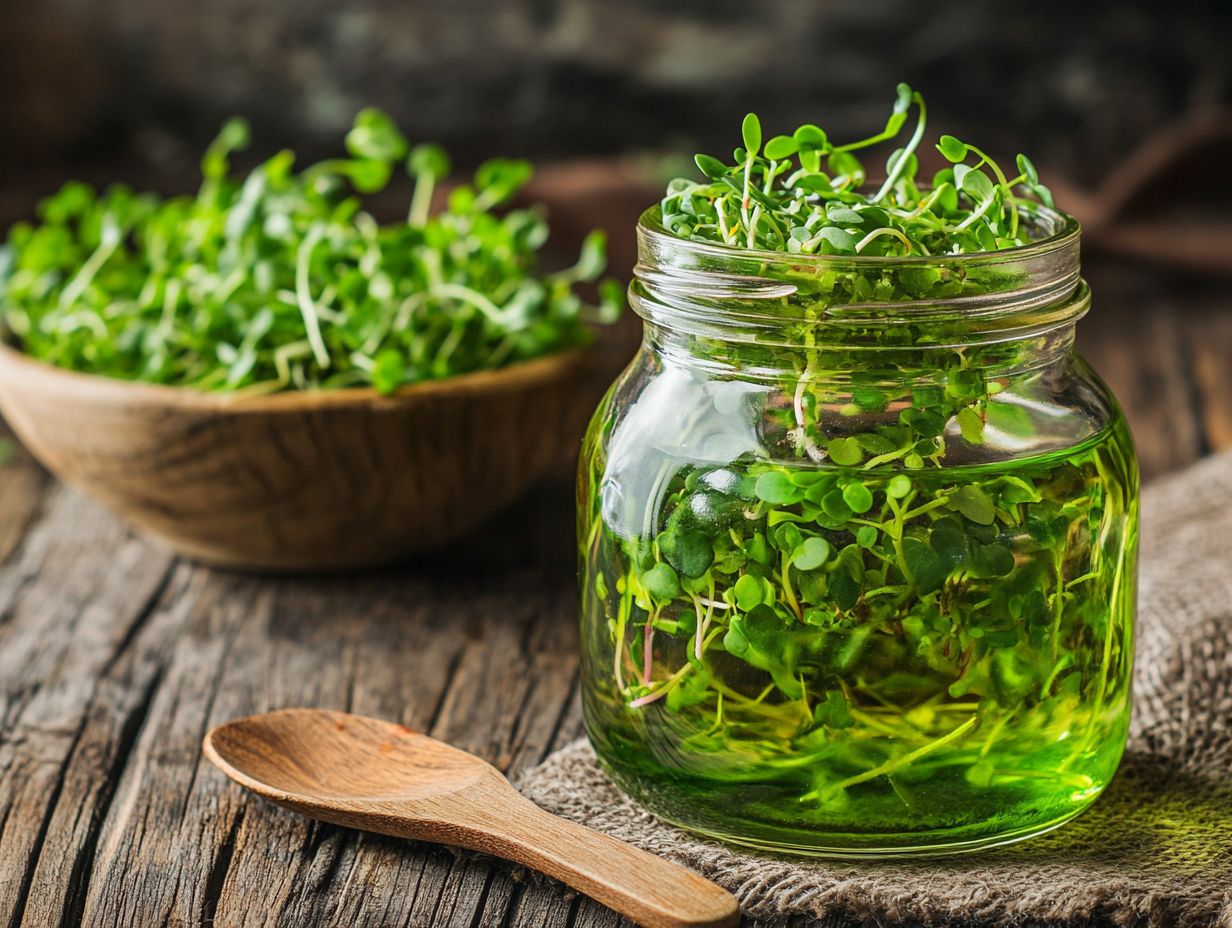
[205,709,487,803]
[204,708,739,928]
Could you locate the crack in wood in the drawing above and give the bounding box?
[201,806,244,927]
[56,665,167,928]
[8,709,92,927]
[98,563,179,680]
[425,650,465,736]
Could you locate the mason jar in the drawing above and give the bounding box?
[577,205,1138,856]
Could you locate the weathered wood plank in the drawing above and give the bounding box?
[14,478,592,928]
[0,487,175,927]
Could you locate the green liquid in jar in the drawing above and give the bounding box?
[579,419,1137,855]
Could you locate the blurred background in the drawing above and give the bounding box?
[1,0,1230,476]
[3,0,1231,264]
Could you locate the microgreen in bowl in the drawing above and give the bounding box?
[0,109,623,394]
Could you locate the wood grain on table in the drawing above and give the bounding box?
[0,264,1228,928]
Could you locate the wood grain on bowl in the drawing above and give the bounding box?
[0,343,593,570]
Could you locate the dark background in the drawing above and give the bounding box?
[3,0,1231,279]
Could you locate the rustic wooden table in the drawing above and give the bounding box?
[1,263,1229,928]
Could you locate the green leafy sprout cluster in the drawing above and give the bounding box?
[664,82,1053,256]
[582,86,1135,841]
[0,109,622,394]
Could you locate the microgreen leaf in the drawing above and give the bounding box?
[961,168,995,202]
[574,231,608,281]
[827,437,863,466]
[661,528,714,578]
[792,536,832,571]
[937,135,968,163]
[886,475,913,498]
[408,143,451,182]
[957,406,985,444]
[694,154,729,179]
[764,135,799,160]
[346,108,409,162]
[741,113,762,157]
[201,118,250,181]
[1016,153,1039,185]
[842,482,874,513]
[948,485,997,525]
[755,471,804,504]
[371,349,407,394]
[643,562,681,601]
[793,124,828,150]
[816,227,857,255]
[893,82,913,115]
[733,573,770,610]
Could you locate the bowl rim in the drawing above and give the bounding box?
[0,339,590,412]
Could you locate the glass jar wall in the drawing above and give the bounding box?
[577,207,1138,856]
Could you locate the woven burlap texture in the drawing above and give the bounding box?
[519,450,1232,928]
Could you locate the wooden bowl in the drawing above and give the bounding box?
[0,343,593,570]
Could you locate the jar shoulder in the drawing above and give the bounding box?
[585,346,1135,474]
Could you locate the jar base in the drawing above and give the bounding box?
[597,755,1107,859]
[647,804,1093,859]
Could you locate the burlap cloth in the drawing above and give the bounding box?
[519,450,1232,927]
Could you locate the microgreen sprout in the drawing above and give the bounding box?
[665,83,1053,257]
[0,109,623,394]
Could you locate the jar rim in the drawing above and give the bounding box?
[636,203,1081,269]
[631,202,1088,352]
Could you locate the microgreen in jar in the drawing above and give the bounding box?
[579,85,1138,853]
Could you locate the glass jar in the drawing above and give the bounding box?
[577,206,1138,856]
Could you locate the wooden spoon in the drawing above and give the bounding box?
[203,708,740,928]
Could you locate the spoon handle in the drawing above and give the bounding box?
[472,795,740,928]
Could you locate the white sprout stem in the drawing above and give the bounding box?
[641,613,656,685]
[157,279,182,340]
[693,597,705,662]
[762,160,778,195]
[294,226,331,369]
[715,201,733,244]
[873,96,927,203]
[430,283,508,324]
[954,193,999,232]
[740,154,754,232]
[274,340,313,385]
[746,204,761,249]
[694,596,715,661]
[408,173,434,227]
[793,371,811,428]
[59,218,121,312]
[793,367,827,462]
[855,227,923,255]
